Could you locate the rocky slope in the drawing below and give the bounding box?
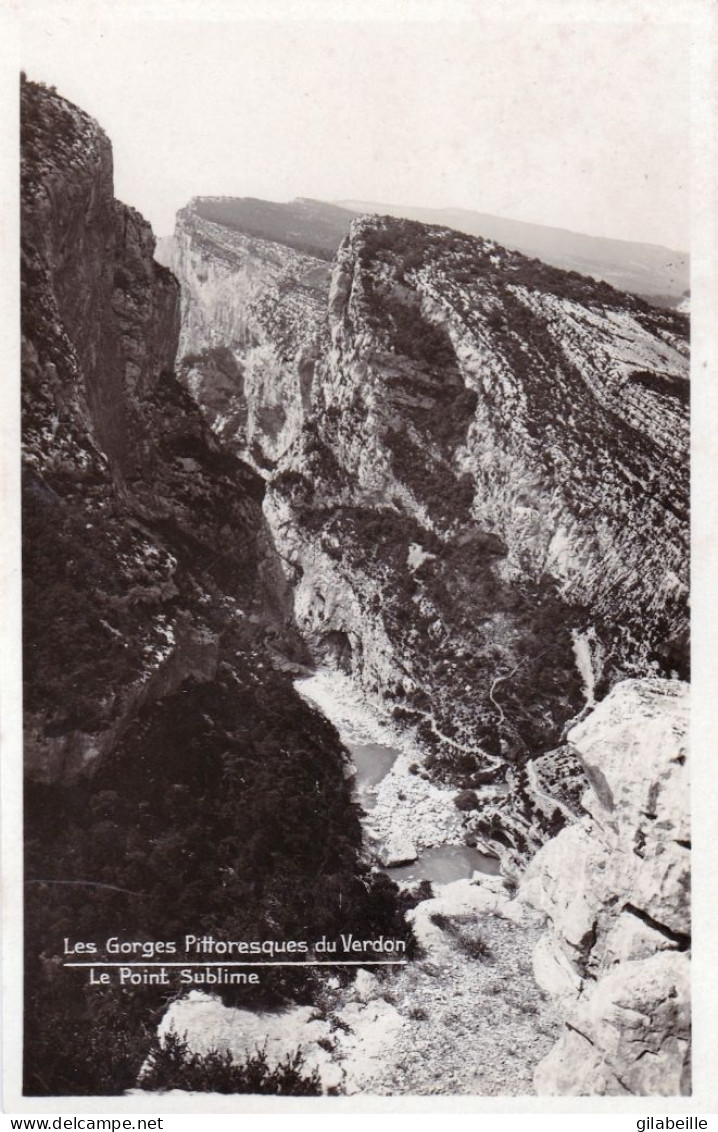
[171,200,689,870]
[146,678,689,1099]
[156,874,560,1096]
[21,79,407,1097]
[521,678,690,1095]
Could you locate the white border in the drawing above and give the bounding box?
[2,0,717,1116]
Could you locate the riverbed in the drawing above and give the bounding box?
[295,670,500,884]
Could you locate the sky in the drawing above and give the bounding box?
[15,1,692,249]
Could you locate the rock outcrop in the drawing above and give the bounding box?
[172,202,330,460]
[21,79,288,782]
[520,678,690,1095]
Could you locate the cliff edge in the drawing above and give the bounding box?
[521,678,690,1094]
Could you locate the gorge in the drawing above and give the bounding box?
[21,79,690,1099]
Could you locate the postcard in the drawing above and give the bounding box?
[2,0,717,1115]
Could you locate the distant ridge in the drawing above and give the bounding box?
[336,199,689,308]
[162,195,689,309]
[184,195,356,260]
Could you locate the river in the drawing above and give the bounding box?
[295,671,500,885]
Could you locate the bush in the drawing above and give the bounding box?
[141,1030,322,1095]
[429,912,493,961]
[453,789,480,812]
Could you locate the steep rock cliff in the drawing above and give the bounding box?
[520,678,690,1095]
[173,203,328,460]
[22,81,179,477]
[21,80,270,781]
[315,219,688,670]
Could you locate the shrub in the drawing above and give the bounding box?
[141,1030,322,1095]
[458,932,493,961]
[453,789,480,812]
[429,912,493,961]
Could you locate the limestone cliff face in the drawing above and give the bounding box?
[21,81,283,781]
[22,82,179,477]
[173,203,328,460]
[520,679,690,1095]
[169,205,689,868]
[317,219,688,673]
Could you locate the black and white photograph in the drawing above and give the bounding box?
[3,0,716,1113]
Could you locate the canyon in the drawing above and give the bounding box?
[21,80,690,1098]
[169,193,689,874]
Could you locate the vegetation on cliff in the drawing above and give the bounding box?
[192,195,354,261]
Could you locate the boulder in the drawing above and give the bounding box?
[568,678,689,844]
[380,835,418,867]
[521,678,690,1096]
[534,1028,628,1096]
[574,952,691,1095]
[351,968,380,1003]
